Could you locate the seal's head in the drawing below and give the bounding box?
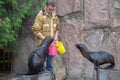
[75,44,86,49]
[75,44,90,56]
[39,36,53,47]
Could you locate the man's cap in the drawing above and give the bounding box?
[46,0,55,6]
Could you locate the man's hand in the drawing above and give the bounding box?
[37,32,45,40]
[53,39,58,44]
[50,39,58,45]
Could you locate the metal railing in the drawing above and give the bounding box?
[0,48,11,75]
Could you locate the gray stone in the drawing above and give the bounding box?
[0,72,54,80]
[56,0,120,80]
[56,0,81,16]
[111,0,120,27]
[84,0,110,28]
[94,69,120,80]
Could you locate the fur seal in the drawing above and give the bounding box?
[75,44,115,69]
[27,36,53,75]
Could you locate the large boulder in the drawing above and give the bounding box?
[55,0,120,80]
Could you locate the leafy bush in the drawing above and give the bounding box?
[0,18,16,47]
[0,0,46,52]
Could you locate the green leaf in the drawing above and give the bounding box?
[0,0,47,52]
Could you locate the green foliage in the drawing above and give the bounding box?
[0,0,46,52]
[0,18,16,47]
[28,0,47,16]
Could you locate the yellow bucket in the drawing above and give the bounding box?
[55,41,65,55]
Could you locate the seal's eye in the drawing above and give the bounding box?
[79,44,84,47]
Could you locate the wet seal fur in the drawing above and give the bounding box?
[27,36,53,75]
[75,44,115,69]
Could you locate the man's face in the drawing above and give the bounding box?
[46,5,55,15]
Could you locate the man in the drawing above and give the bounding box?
[32,0,59,73]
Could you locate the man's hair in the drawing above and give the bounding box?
[46,0,55,6]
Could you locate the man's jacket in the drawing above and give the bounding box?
[32,8,59,46]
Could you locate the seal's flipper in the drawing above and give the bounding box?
[103,64,115,69]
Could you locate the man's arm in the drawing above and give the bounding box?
[36,32,45,40]
[53,16,60,43]
[32,13,45,40]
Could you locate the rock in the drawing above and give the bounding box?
[55,0,120,79]
[0,72,54,80]
[59,22,85,80]
[56,0,81,16]
[54,55,66,80]
[84,0,110,28]
[94,69,120,80]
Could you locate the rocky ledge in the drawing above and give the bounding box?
[0,71,56,80]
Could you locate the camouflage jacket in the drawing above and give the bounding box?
[32,7,59,46]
